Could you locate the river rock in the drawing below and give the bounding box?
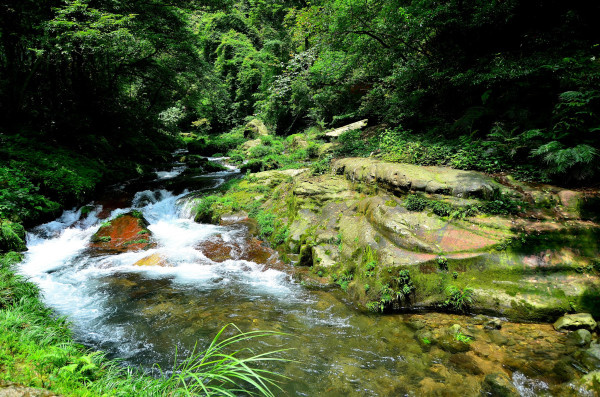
[437,334,471,353]
[553,313,597,331]
[133,253,169,267]
[90,212,154,252]
[581,344,600,370]
[244,119,269,138]
[567,329,592,347]
[484,318,502,330]
[449,352,484,375]
[580,371,600,390]
[482,373,519,397]
[487,329,511,346]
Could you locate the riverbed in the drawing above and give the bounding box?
[17,159,592,396]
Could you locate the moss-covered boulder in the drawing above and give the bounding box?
[553,313,597,331]
[0,221,26,252]
[332,157,507,199]
[243,119,269,138]
[90,211,155,252]
[191,159,600,321]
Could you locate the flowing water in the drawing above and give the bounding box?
[18,159,592,396]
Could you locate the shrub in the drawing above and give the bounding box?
[404,195,428,212]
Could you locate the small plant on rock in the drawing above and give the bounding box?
[444,285,474,313]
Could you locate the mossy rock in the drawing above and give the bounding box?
[244,119,269,138]
[0,221,27,252]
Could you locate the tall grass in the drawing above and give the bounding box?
[93,325,291,396]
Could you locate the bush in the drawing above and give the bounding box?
[404,195,428,212]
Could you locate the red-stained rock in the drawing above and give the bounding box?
[90,212,155,253]
[197,235,278,265]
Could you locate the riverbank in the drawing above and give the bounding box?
[3,124,600,395]
[187,124,600,323]
[0,136,284,396]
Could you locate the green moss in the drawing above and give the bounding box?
[122,239,150,247]
[0,221,27,252]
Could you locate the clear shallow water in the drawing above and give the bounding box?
[18,166,591,396]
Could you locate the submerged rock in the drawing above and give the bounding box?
[553,313,597,331]
[133,253,170,267]
[482,372,519,397]
[580,344,600,370]
[90,212,154,252]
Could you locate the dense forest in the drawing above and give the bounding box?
[2,1,600,222]
[2,1,600,395]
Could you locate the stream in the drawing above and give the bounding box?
[17,158,592,396]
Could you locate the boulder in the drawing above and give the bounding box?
[567,329,592,347]
[90,212,154,252]
[332,157,505,199]
[482,373,519,397]
[553,313,597,331]
[197,235,277,265]
[244,119,269,138]
[133,253,170,267]
[241,139,261,155]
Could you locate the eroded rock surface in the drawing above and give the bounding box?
[333,157,506,199]
[196,158,600,321]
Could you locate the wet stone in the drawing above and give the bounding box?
[488,329,512,346]
[553,313,597,332]
[449,352,484,375]
[437,334,471,353]
[407,319,427,331]
[484,318,502,330]
[581,344,600,370]
[482,372,519,397]
[472,314,488,325]
[567,329,592,347]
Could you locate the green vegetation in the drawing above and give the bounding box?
[404,193,523,218]
[444,285,475,313]
[454,332,472,344]
[0,252,289,396]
